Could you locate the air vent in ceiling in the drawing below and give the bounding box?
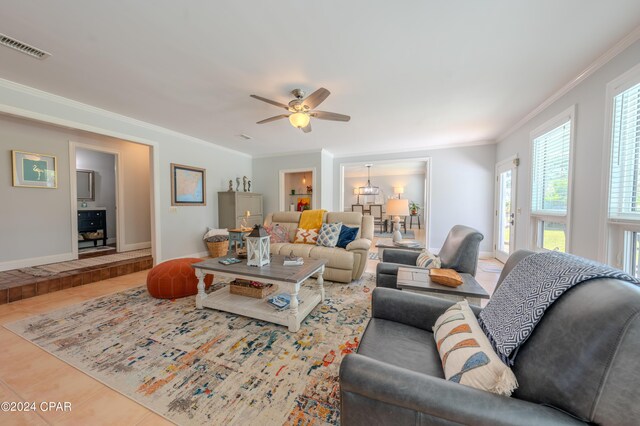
[0,33,51,60]
[238,134,253,140]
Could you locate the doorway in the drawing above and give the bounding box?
[72,145,122,257]
[69,140,152,261]
[339,158,431,246]
[494,157,518,263]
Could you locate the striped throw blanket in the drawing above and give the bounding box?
[478,251,638,365]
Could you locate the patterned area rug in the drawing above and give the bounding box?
[5,273,374,425]
[18,249,151,276]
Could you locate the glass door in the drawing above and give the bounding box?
[495,160,517,263]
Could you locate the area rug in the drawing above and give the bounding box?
[5,273,375,425]
[18,248,151,276]
[373,230,415,239]
[368,252,379,260]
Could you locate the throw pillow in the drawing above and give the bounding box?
[294,228,319,245]
[433,301,518,396]
[416,250,441,269]
[265,224,290,244]
[316,222,343,248]
[336,225,359,249]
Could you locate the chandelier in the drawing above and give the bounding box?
[358,164,380,195]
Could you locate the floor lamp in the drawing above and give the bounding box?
[386,198,409,242]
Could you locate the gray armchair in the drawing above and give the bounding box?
[376,224,483,288]
[340,250,640,425]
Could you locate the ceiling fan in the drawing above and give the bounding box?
[250,88,351,133]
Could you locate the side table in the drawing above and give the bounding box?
[409,214,421,229]
[396,266,489,306]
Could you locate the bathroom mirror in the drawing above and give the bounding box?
[77,169,95,201]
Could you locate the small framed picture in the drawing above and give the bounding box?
[12,150,58,188]
[171,163,206,206]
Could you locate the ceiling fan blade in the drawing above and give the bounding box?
[311,111,351,122]
[256,114,289,124]
[302,88,330,110]
[301,122,312,133]
[250,94,289,110]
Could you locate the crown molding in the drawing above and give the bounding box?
[498,25,640,142]
[332,139,496,159]
[0,78,251,158]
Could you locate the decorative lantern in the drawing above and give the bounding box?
[246,224,270,267]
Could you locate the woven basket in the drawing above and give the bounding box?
[206,240,228,258]
[230,282,277,299]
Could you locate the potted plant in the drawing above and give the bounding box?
[409,201,420,215]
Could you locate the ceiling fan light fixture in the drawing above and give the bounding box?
[289,112,310,129]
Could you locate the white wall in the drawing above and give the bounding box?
[76,148,117,246]
[321,149,334,211]
[253,152,322,215]
[344,173,425,210]
[0,78,252,266]
[496,38,640,261]
[335,144,496,253]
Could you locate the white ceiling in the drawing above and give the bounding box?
[344,161,426,178]
[1,1,639,156]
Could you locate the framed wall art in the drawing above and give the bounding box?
[171,163,206,206]
[12,150,58,188]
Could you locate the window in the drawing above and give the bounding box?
[530,107,574,252]
[608,81,640,221]
[606,75,640,275]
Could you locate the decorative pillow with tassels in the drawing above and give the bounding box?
[416,250,441,269]
[433,300,518,396]
[264,224,290,244]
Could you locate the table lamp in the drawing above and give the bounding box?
[386,198,409,242]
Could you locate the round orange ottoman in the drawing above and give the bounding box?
[146,258,213,299]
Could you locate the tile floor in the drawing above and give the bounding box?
[0,229,502,425]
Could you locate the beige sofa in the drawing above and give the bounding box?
[264,211,374,283]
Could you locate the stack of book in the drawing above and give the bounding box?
[283,255,304,266]
[267,293,299,309]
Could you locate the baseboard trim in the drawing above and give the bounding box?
[120,241,152,252]
[166,250,210,261]
[479,251,494,259]
[0,252,76,272]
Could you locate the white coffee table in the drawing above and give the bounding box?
[192,255,326,332]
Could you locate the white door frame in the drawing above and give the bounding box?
[494,155,519,263]
[338,157,431,247]
[278,167,318,211]
[69,142,125,257]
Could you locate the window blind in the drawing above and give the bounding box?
[531,121,571,215]
[609,82,640,221]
